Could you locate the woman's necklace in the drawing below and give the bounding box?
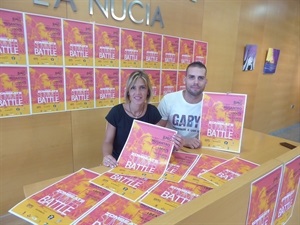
[129,103,145,118]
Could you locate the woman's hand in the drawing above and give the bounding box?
[102,155,117,168]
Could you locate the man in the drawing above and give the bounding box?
[158,61,208,149]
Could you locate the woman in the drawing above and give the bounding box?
[102,71,172,167]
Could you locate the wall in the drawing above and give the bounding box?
[0,0,299,216]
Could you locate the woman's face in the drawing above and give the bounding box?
[128,77,148,104]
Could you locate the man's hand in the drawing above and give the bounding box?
[102,155,117,168]
[183,137,201,149]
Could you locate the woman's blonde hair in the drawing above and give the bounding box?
[125,70,152,103]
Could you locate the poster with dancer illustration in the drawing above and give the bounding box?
[200,157,259,186]
[263,48,280,74]
[0,9,26,65]
[63,19,93,66]
[160,70,177,99]
[199,92,247,153]
[25,13,63,65]
[243,44,257,71]
[143,32,162,69]
[246,165,283,225]
[0,67,30,117]
[273,155,300,225]
[110,120,176,180]
[194,40,208,65]
[140,179,211,213]
[94,24,119,67]
[65,67,94,110]
[162,35,179,70]
[120,28,142,68]
[177,70,186,91]
[90,171,158,202]
[146,69,161,103]
[73,194,163,225]
[29,67,65,113]
[9,169,111,225]
[95,68,119,107]
[178,38,194,70]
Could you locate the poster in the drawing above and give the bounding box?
[243,44,257,71]
[178,38,194,70]
[162,35,179,70]
[177,70,185,91]
[120,68,135,102]
[143,32,162,69]
[160,70,177,99]
[263,48,280,74]
[146,69,161,103]
[140,179,211,213]
[0,66,30,117]
[120,28,142,68]
[200,157,259,186]
[29,67,65,113]
[63,19,93,66]
[94,24,119,67]
[200,92,247,153]
[25,14,63,65]
[65,67,94,110]
[95,68,119,107]
[110,120,176,180]
[184,154,226,188]
[73,194,163,225]
[91,171,158,202]
[0,9,26,65]
[246,166,283,225]
[194,40,208,65]
[9,169,111,225]
[273,155,300,225]
[163,151,199,183]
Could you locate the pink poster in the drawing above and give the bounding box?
[74,194,163,225]
[163,151,199,183]
[146,69,161,103]
[91,171,158,202]
[65,67,94,110]
[177,70,185,91]
[140,179,211,213]
[0,9,26,65]
[179,38,194,70]
[0,67,30,117]
[200,92,247,153]
[63,19,93,66]
[94,24,120,67]
[200,157,259,186]
[184,154,226,188]
[246,166,283,225]
[162,35,179,70]
[120,28,142,68]
[25,14,63,65]
[9,169,111,225]
[95,68,119,108]
[111,120,176,180]
[120,68,135,102]
[273,155,300,225]
[143,32,162,69]
[194,40,208,65]
[160,70,177,99]
[29,67,65,113]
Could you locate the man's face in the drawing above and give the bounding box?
[185,66,207,97]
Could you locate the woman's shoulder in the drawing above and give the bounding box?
[146,104,159,112]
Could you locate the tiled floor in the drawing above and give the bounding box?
[269,123,300,143]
